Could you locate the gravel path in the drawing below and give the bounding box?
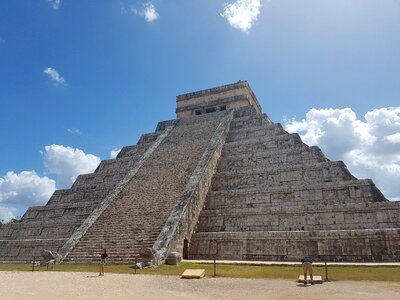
[1,271,400,300]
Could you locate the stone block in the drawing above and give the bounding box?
[165,252,182,265]
[181,269,205,279]
[298,275,323,283]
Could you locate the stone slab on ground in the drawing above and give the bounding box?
[298,275,323,284]
[181,269,205,279]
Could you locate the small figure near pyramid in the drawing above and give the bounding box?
[1,81,399,264]
[99,249,108,276]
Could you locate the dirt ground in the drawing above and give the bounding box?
[1,271,399,300]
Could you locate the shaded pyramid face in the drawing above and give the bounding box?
[0,81,399,264]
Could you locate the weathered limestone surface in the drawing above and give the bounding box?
[64,111,228,262]
[57,122,177,262]
[189,104,399,261]
[0,120,170,262]
[176,81,262,118]
[190,229,400,261]
[1,81,399,263]
[151,110,234,264]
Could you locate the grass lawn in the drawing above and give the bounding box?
[1,262,399,282]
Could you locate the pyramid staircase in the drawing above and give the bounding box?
[0,110,233,263]
[63,112,230,262]
[1,81,399,263]
[0,125,160,262]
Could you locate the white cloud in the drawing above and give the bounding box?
[384,133,400,144]
[284,107,400,200]
[48,0,61,10]
[43,144,101,188]
[43,67,65,84]
[132,2,159,22]
[0,206,18,223]
[0,144,102,221]
[220,0,261,32]
[110,148,122,159]
[0,171,56,206]
[0,171,56,222]
[67,128,82,136]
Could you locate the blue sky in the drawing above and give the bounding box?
[0,0,399,221]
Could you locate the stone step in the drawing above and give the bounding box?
[1,219,82,229]
[212,161,355,191]
[228,118,279,132]
[68,242,153,250]
[94,157,139,174]
[222,133,306,156]
[0,223,82,240]
[188,228,400,261]
[65,255,139,262]
[22,203,97,222]
[200,200,400,216]
[204,179,384,209]
[196,202,400,232]
[0,239,67,262]
[230,112,264,123]
[68,247,152,254]
[207,179,378,196]
[24,201,97,212]
[65,245,154,261]
[46,188,111,206]
[230,110,272,127]
[77,238,158,244]
[137,132,161,145]
[227,123,286,142]
[222,144,323,159]
[196,219,400,232]
[71,172,126,189]
[73,246,154,252]
[117,143,152,159]
[217,147,327,172]
[68,242,151,249]
[215,159,347,177]
[77,233,158,240]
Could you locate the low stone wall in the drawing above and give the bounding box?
[217,147,327,172]
[197,201,400,232]
[0,239,67,263]
[212,161,355,191]
[190,228,400,261]
[223,133,305,157]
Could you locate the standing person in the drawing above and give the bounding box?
[301,257,314,285]
[99,249,108,276]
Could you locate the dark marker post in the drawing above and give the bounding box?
[213,256,217,277]
[324,260,329,282]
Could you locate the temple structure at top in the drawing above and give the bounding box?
[176,81,261,118]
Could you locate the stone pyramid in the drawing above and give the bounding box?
[1,81,399,264]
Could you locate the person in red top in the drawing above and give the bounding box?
[99,249,108,276]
